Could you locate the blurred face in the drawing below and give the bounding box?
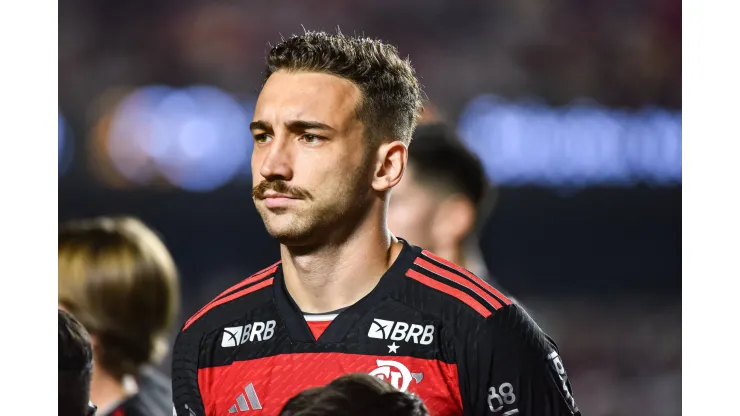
[251,71,372,245]
[387,166,439,248]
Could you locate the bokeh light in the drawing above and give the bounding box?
[106,85,250,191]
[58,109,74,177]
[238,96,257,177]
[457,95,682,187]
[58,110,64,167]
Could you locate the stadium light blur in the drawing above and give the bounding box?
[457,95,682,187]
[238,96,257,177]
[106,85,250,191]
[59,110,64,166]
[59,109,73,177]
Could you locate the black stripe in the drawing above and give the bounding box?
[409,263,497,316]
[419,253,510,306]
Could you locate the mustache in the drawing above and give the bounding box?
[252,180,313,200]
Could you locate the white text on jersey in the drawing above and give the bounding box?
[222,320,276,347]
[368,319,434,345]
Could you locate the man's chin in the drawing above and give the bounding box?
[268,231,315,248]
[264,220,330,247]
[263,221,308,242]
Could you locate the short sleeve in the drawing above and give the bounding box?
[458,304,580,416]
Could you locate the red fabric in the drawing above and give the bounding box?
[306,321,332,340]
[198,353,462,416]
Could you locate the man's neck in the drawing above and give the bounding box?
[281,220,402,313]
[90,364,131,414]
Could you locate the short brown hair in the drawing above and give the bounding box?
[59,309,94,416]
[265,30,423,145]
[280,373,429,416]
[58,216,179,378]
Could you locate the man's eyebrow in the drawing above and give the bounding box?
[285,120,337,132]
[249,120,271,131]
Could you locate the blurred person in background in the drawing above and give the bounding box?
[59,217,180,416]
[279,373,429,416]
[388,122,499,286]
[59,308,98,416]
[173,30,579,416]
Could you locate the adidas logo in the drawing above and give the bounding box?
[229,383,262,413]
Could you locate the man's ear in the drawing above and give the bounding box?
[372,141,407,192]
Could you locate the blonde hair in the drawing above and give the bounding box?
[58,216,180,378]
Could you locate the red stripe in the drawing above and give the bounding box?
[183,278,274,331]
[415,258,502,310]
[422,250,512,305]
[216,262,280,301]
[405,269,491,318]
[187,264,279,326]
[198,353,461,416]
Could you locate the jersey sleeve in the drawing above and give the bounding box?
[172,324,206,416]
[458,304,580,416]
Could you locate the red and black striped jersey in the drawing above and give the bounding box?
[172,240,580,416]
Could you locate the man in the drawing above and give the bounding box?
[59,309,98,416]
[387,122,497,285]
[173,30,579,416]
[280,373,429,416]
[59,216,179,416]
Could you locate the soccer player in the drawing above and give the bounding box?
[59,309,98,416]
[280,373,429,416]
[172,31,580,416]
[387,122,498,286]
[59,217,180,416]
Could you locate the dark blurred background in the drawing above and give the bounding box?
[58,1,681,415]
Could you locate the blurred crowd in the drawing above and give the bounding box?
[59,0,680,123]
[530,299,681,416]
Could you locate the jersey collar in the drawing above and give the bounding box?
[272,239,417,343]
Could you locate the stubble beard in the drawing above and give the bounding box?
[257,163,373,248]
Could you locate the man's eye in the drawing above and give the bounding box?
[254,133,271,143]
[300,134,322,143]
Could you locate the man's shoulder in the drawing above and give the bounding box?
[114,368,173,416]
[180,261,281,334]
[396,247,516,328]
[115,367,172,416]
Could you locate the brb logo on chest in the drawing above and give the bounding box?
[368,318,434,345]
[221,320,276,347]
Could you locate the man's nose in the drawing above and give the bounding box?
[259,136,294,181]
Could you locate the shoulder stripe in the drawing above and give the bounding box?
[422,250,512,305]
[406,269,492,318]
[213,262,280,303]
[415,257,502,310]
[183,277,274,331]
[188,263,280,322]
